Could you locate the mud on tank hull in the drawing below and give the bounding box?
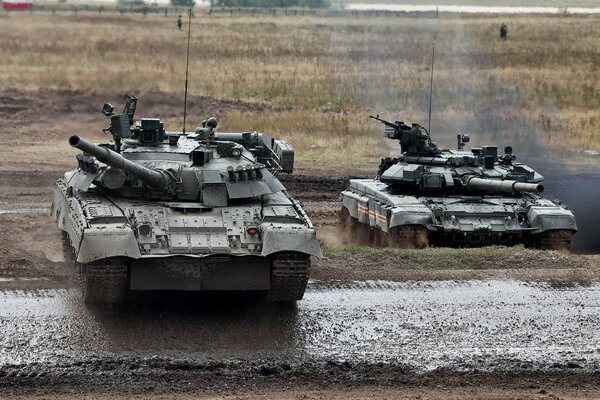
[340,179,577,250]
[52,178,321,306]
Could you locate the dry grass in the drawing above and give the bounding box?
[341,0,600,5]
[1,12,600,161]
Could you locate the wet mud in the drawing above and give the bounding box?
[2,280,600,393]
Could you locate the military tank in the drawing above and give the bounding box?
[340,115,577,249]
[52,94,322,306]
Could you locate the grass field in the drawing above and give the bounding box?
[1,11,599,162]
[340,0,600,7]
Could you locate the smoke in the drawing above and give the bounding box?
[325,15,600,253]
[434,17,600,253]
[317,226,351,248]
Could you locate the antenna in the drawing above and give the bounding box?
[427,46,435,134]
[182,7,192,134]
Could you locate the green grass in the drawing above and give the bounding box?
[340,0,600,7]
[324,244,526,257]
[323,245,585,270]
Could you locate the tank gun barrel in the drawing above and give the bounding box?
[463,176,543,193]
[69,135,167,188]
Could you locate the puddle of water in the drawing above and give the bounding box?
[1,280,599,370]
[0,208,50,215]
[0,277,49,282]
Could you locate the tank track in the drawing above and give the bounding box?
[340,207,575,250]
[267,252,310,302]
[536,229,572,251]
[339,207,429,249]
[81,259,128,306]
[61,231,128,306]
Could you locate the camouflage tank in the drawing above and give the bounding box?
[52,94,322,306]
[340,115,577,249]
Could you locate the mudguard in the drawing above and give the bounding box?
[528,206,578,234]
[388,205,432,229]
[260,223,323,258]
[77,225,141,263]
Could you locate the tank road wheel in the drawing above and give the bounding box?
[388,225,429,249]
[267,252,311,302]
[536,229,572,251]
[350,215,373,246]
[338,206,353,244]
[339,207,367,245]
[371,228,387,247]
[81,258,129,306]
[339,207,368,245]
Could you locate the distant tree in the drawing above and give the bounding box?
[116,0,146,6]
[170,0,196,7]
[213,0,329,8]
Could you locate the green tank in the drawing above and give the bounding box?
[52,94,322,306]
[339,115,577,249]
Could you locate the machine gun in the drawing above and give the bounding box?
[369,114,439,155]
[369,115,413,139]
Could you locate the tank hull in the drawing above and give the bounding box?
[53,177,320,305]
[341,179,577,249]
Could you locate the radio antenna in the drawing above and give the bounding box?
[182,7,192,134]
[427,45,435,135]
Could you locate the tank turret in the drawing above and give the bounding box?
[69,135,171,189]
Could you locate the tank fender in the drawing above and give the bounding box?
[77,225,141,263]
[341,190,368,222]
[527,206,577,234]
[52,181,86,251]
[52,182,67,230]
[260,223,323,258]
[388,205,433,229]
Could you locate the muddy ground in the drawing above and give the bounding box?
[2,89,600,398]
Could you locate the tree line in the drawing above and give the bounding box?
[170,0,330,9]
